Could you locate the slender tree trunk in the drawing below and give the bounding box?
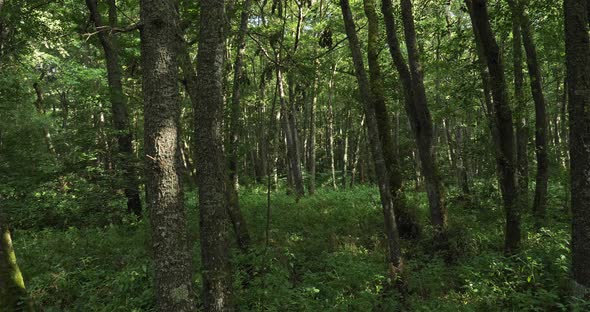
[277,63,305,200]
[194,0,234,308]
[33,80,57,156]
[565,0,590,294]
[87,0,142,217]
[364,0,419,238]
[341,109,350,189]
[228,0,252,194]
[509,0,530,211]
[340,0,403,277]
[382,0,447,240]
[327,64,338,190]
[140,0,195,310]
[306,67,318,195]
[350,117,365,188]
[467,0,520,254]
[227,0,252,251]
[515,1,549,229]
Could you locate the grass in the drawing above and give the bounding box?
[12,182,589,311]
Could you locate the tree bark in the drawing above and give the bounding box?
[565,0,590,294]
[139,0,195,310]
[340,0,403,276]
[467,0,520,254]
[87,0,142,217]
[193,0,235,309]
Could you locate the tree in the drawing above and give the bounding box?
[381,0,447,240]
[227,0,252,252]
[467,0,520,253]
[565,0,590,294]
[139,0,195,310]
[0,223,30,311]
[363,0,419,237]
[515,0,548,229]
[194,0,234,309]
[339,0,402,277]
[86,0,142,217]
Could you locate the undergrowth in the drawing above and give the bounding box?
[12,182,589,311]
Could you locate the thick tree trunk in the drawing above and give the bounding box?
[340,0,402,276]
[139,0,195,310]
[194,0,234,309]
[468,0,520,254]
[565,0,590,294]
[87,0,142,217]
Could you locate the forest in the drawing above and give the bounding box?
[0,0,589,310]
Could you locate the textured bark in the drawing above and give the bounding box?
[468,0,520,253]
[139,0,195,310]
[340,0,402,275]
[0,224,31,311]
[382,0,446,239]
[565,0,590,292]
[364,0,419,238]
[194,0,234,309]
[87,0,142,217]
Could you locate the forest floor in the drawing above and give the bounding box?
[13,182,586,311]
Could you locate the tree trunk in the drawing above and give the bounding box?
[87,0,142,217]
[227,0,252,251]
[364,0,419,238]
[509,0,530,212]
[515,1,549,229]
[0,224,31,311]
[139,0,195,310]
[32,80,57,156]
[306,67,318,195]
[327,64,338,190]
[565,0,590,294]
[340,0,403,277]
[277,63,305,200]
[382,0,447,240]
[194,0,235,308]
[467,0,520,254]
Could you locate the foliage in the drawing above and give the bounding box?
[11,184,587,311]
